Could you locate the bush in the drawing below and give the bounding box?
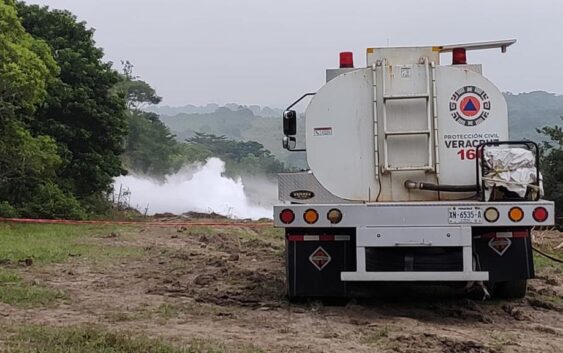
[0,201,20,218]
[20,183,86,220]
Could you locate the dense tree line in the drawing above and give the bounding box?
[0,1,287,219]
[538,118,563,224]
[0,0,105,219]
[115,64,288,179]
[187,132,286,178]
[0,2,131,218]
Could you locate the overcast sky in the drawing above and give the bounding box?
[26,0,563,107]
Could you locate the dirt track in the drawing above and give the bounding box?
[1,224,562,353]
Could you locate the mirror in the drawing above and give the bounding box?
[283,110,297,136]
[287,136,297,150]
[282,136,297,150]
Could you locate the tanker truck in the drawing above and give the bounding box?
[274,40,555,300]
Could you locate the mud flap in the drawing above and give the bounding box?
[473,229,534,283]
[286,229,355,298]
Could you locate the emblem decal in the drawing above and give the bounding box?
[450,86,491,127]
[488,236,512,256]
[309,246,331,271]
[290,190,315,200]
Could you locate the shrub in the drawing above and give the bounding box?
[20,183,86,220]
[0,201,20,218]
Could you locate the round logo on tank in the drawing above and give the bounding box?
[449,86,491,127]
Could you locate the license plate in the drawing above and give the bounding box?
[448,206,482,224]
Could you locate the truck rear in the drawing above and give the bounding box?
[275,40,555,300]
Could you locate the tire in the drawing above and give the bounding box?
[321,297,349,306]
[287,295,302,304]
[494,280,528,299]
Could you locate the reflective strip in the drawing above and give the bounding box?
[477,230,529,239]
[512,230,528,238]
[287,235,351,242]
[335,235,351,241]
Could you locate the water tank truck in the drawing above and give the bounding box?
[274,40,555,299]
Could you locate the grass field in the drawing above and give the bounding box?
[0,223,561,353]
[3,325,229,353]
[0,268,64,307]
[0,223,141,264]
[0,223,142,308]
[0,222,277,353]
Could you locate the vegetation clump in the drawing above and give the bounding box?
[0,2,287,220]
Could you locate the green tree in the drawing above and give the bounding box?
[0,1,75,218]
[113,61,162,110]
[0,120,62,212]
[0,0,57,116]
[114,65,186,176]
[16,2,128,211]
[537,117,563,224]
[123,111,184,175]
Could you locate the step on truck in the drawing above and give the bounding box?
[274,40,555,300]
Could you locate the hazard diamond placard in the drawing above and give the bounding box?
[488,236,512,256]
[309,246,331,271]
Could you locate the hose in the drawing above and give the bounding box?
[533,247,563,264]
[404,180,480,193]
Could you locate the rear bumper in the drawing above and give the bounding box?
[274,200,555,228]
[341,271,488,281]
[284,227,534,297]
[278,201,549,285]
[342,225,488,281]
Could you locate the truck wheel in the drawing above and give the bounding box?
[494,280,528,299]
[287,292,305,304]
[321,297,349,306]
[287,296,301,304]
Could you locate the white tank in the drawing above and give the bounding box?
[305,43,510,202]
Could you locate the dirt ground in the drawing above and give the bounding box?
[1,223,562,353]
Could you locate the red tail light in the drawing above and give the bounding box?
[452,48,467,65]
[339,52,354,68]
[280,209,295,224]
[532,207,548,222]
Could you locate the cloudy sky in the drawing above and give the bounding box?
[26,0,563,107]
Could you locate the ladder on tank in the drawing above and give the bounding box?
[374,57,438,174]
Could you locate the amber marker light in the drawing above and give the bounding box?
[327,209,343,224]
[304,209,319,224]
[484,207,500,223]
[508,207,524,222]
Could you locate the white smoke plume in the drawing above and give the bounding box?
[113,158,275,220]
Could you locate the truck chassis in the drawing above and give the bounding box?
[275,201,553,299]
